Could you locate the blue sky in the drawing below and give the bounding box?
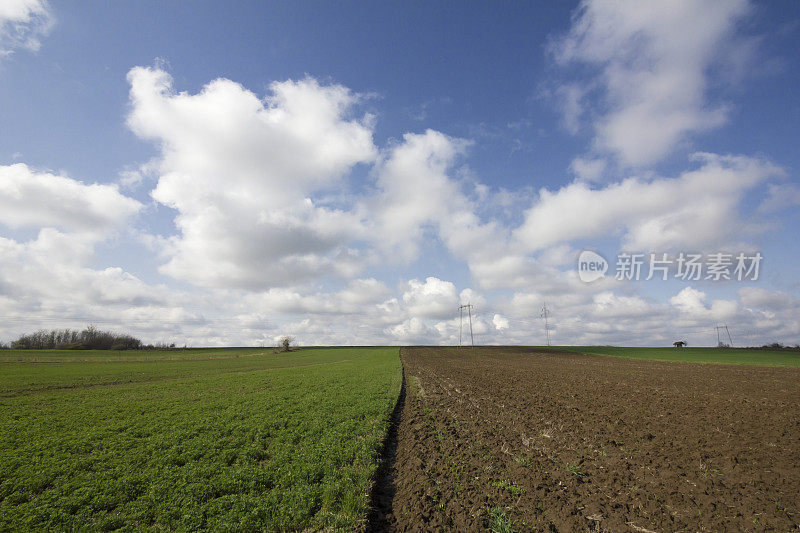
[1,0,799,347]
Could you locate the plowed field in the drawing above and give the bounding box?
[370,347,800,532]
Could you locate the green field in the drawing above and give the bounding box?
[0,347,401,531]
[552,346,800,366]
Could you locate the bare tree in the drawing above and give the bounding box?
[277,336,294,353]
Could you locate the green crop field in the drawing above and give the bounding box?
[0,347,401,531]
[550,346,800,366]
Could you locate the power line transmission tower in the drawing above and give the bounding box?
[541,302,552,346]
[715,324,733,347]
[459,303,474,349]
[459,305,464,348]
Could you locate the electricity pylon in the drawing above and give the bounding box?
[541,302,552,347]
[459,303,474,348]
[716,324,733,347]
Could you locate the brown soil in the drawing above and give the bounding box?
[371,347,800,532]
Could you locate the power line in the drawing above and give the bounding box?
[540,302,552,346]
[458,303,474,349]
[716,324,734,347]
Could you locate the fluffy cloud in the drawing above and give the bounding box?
[738,287,798,312]
[0,161,196,345]
[569,156,606,181]
[128,70,507,295]
[0,0,52,56]
[0,162,154,340]
[0,230,186,339]
[758,183,800,213]
[551,0,751,166]
[369,129,471,260]
[492,314,509,330]
[368,128,512,280]
[402,277,459,319]
[0,163,142,237]
[592,291,657,318]
[515,153,781,252]
[670,286,737,321]
[128,66,377,289]
[243,278,393,316]
[482,278,800,347]
[385,317,440,345]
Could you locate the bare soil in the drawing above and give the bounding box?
[372,347,800,532]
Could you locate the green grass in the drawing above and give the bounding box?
[548,346,800,366]
[487,506,515,533]
[490,480,526,496]
[565,463,585,477]
[0,347,266,362]
[513,456,531,467]
[0,347,401,531]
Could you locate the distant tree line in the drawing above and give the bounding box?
[8,326,141,350]
[756,342,800,351]
[2,326,176,350]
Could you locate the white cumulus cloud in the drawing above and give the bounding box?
[492,314,509,330]
[551,0,751,166]
[127,66,377,289]
[670,286,738,321]
[0,163,142,237]
[402,277,459,319]
[0,0,52,56]
[515,153,781,253]
[369,129,471,261]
